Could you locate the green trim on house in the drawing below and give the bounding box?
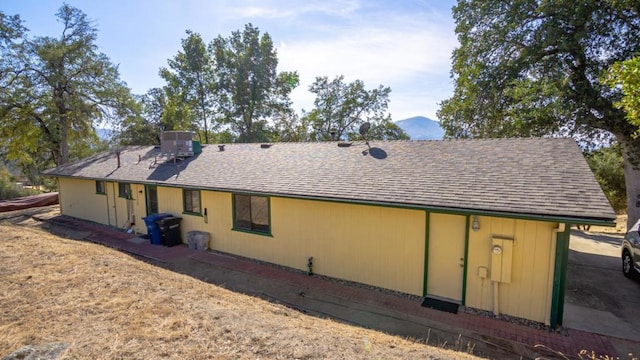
[145,185,156,215]
[117,182,132,199]
[182,188,202,215]
[423,211,430,297]
[231,193,273,237]
[49,175,616,226]
[230,227,274,237]
[182,211,203,217]
[462,215,471,305]
[144,186,149,216]
[550,224,572,328]
[95,180,106,195]
[267,194,614,227]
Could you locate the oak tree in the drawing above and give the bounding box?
[304,75,408,141]
[438,1,640,226]
[605,56,640,133]
[116,87,193,145]
[0,5,136,170]
[160,30,216,143]
[212,24,298,143]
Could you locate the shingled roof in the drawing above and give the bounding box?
[43,138,616,222]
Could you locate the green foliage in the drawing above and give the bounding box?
[160,30,216,143]
[364,118,409,141]
[0,166,40,200]
[212,24,298,143]
[0,5,138,174]
[439,0,639,141]
[149,24,298,144]
[303,75,408,141]
[585,145,627,212]
[117,88,193,146]
[438,0,640,221]
[212,130,234,144]
[604,56,640,133]
[272,111,312,142]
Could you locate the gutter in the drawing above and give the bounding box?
[44,174,616,227]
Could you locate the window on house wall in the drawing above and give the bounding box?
[183,189,201,214]
[233,194,270,234]
[147,186,159,214]
[95,181,106,195]
[118,183,131,198]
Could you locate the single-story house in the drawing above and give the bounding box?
[43,136,615,327]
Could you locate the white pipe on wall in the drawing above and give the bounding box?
[492,281,500,316]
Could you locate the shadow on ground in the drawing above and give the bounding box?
[565,230,640,355]
[0,206,627,360]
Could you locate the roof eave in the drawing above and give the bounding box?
[44,174,615,226]
[259,191,617,226]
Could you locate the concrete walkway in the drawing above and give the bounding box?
[47,215,624,359]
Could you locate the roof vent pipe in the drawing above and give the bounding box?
[116,151,121,168]
[330,131,336,141]
[260,144,272,149]
[218,145,225,151]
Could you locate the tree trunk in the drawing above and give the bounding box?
[59,119,69,165]
[618,136,640,230]
[55,94,70,165]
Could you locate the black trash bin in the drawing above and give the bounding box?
[156,216,182,247]
[143,213,171,245]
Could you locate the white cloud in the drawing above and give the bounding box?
[133,0,459,121]
[279,25,453,82]
[4,0,457,121]
[108,0,458,121]
[235,6,285,18]
[275,9,457,120]
[230,0,363,19]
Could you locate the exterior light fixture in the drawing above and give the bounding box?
[472,215,480,232]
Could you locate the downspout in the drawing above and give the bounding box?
[547,223,566,326]
[492,281,499,316]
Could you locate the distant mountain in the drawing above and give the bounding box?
[395,116,444,140]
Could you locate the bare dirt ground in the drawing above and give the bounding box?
[0,208,480,359]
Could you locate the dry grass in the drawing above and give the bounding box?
[0,225,479,359]
[585,214,628,234]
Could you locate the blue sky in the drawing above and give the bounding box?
[3,1,458,121]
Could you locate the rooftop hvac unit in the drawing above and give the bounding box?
[161,131,195,157]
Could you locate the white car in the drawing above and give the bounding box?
[622,219,640,278]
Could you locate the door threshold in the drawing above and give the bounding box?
[421,296,460,314]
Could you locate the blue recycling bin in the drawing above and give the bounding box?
[143,213,171,245]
